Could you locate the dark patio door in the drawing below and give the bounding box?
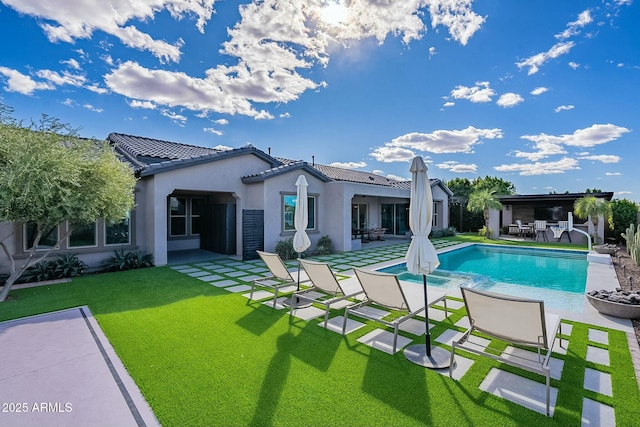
[201,199,236,255]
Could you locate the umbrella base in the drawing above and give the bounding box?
[282,296,313,308]
[404,344,451,369]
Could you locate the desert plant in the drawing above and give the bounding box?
[622,224,640,267]
[23,253,87,282]
[274,238,295,260]
[316,235,334,255]
[54,253,86,278]
[23,260,56,282]
[104,250,154,271]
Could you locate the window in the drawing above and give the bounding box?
[69,222,97,247]
[432,202,439,228]
[106,213,131,245]
[282,194,316,232]
[351,204,367,230]
[25,222,58,250]
[169,196,187,236]
[191,197,204,235]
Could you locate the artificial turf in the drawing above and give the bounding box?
[2,254,639,426]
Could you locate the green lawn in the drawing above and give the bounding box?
[1,239,638,426]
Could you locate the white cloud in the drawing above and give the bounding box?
[554,105,575,112]
[530,87,548,96]
[437,161,477,173]
[203,127,223,136]
[386,173,409,181]
[386,126,503,154]
[429,46,437,59]
[427,0,486,46]
[4,0,487,119]
[36,69,86,87]
[329,161,367,169]
[60,58,81,70]
[279,112,292,119]
[2,0,215,63]
[161,109,187,124]
[514,124,629,161]
[213,144,233,151]
[568,61,579,70]
[578,154,621,163]
[129,100,157,110]
[83,104,103,112]
[497,92,524,108]
[563,123,630,147]
[606,172,622,176]
[0,66,54,94]
[449,81,495,103]
[516,41,575,75]
[555,10,592,40]
[372,169,384,175]
[494,157,580,176]
[442,101,455,108]
[213,119,229,125]
[370,146,415,163]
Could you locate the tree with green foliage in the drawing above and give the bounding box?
[610,199,639,243]
[573,196,612,244]
[0,113,136,302]
[472,176,516,195]
[467,189,503,239]
[446,176,515,232]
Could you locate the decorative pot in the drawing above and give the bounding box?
[586,294,640,319]
[593,245,618,255]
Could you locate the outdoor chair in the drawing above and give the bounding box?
[516,220,532,239]
[534,220,548,241]
[250,251,303,308]
[450,287,562,416]
[343,268,448,354]
[292,259,364,327]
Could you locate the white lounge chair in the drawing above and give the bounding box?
[344,268,448,354]
[292,259,364,327]
[250,251,299,308]
[450,287,562,416]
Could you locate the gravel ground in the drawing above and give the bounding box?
[612,246,640,345]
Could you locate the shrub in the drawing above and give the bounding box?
[316,235,334,255]
[23,253,87,282]
[431,227,457,238]
[274,238,295,260]
[104,249,154,272]
[478,226,493,239]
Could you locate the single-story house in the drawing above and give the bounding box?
[0,133,452,270]
[486,192,615,243]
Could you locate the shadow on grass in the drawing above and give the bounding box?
[286,315,342,372]
[250,332,294,427]
[236,301,286,336]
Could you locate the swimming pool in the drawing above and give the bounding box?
[379,244,589,312]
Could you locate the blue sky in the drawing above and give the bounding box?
[0,0,638,201]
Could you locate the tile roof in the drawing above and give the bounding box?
[275,157,412,189]
[107,133,448,195]
[108,132,278,176]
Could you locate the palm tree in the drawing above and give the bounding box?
[467,189,502,239]
[573,196,612,244]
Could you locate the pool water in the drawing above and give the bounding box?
[379,244,588,312]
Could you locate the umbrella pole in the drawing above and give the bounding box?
[423,274,432,357]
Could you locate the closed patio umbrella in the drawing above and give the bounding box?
[403,156,450,369]
[293,175,311,255]
[287,175,312,307]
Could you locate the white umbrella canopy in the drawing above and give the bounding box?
[293,175,311,254]
[405,157,440,275]
[403,156,449,368]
